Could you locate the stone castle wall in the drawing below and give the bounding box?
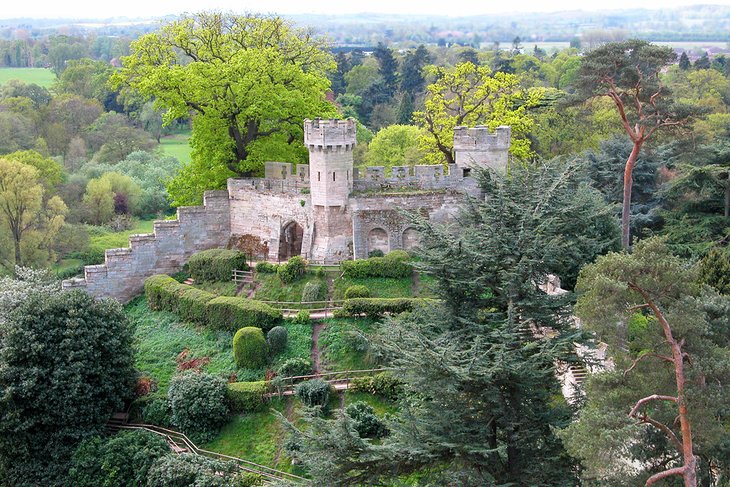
[62,191,231,303]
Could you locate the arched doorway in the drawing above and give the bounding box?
[278,221,304,261]
[402,227,420,251]
[367,228,389,255]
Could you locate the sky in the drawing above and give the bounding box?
[3,0,730,20]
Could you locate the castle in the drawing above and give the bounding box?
[63,119,511,302]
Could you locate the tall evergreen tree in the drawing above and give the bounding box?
[330,52,349,96]
[285,160,620,486]
[679,51,691,70]
[400,45,432,94]
[373,42,398,98]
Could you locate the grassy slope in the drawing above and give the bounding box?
[127,298,237,394]
[159,132,192,164]
[89,218,156,254]
[0,67,55,88]
[332,276,413,300]
[318,317,378,372]
[253,273,327,303]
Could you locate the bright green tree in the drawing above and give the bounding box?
[113,12,337,205]
[414,62,543,164]
[364,125,424,168]
[82,177,114,225]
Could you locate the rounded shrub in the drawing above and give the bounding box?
[277,357,312,377]
[187,248,248,282]
[206,296,281,332]
[295,378,331,407]
[167,372,229,441]
[277,256,307,283]
[233,327,269,369]
[301,280,326,302]
[142,397,171,427]
[292,309,311,325]
[344,285,371,299]
[368,249,384,258]
[266,326,288,355]
[345,401,389,439]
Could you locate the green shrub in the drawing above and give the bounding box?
[187,248,248,283]
[144,274,180,311]
[233,327,269,369]
[176,286,216,323]
[345,401,389,438]
[368,249,384,258]
[295,379,331,407]
[277,255,307,283]
[266,326,288,355]
[142,397,171,427]
[206,296,281,332]
[277,357,312,377]
[340,297,420,317]
[344,285,371,299]
[301,280,326,302]
[292,309,311,325]
[350,371,403,401]
[227,381,268,413]
[340,251,412,278]
[256,261,279,273]
[167,372,229,442]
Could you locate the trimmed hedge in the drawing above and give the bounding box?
[349,371,403,401]
[295,379,331,407]
[277,357,312,377]
[227,381,268,413]
[339,297,421,317]
[207,296,282,332]
[144,275,280,330]
[266,326,288,355]
[187,248,248,283]
[256,262,279,274]
[344,285,370,299]
[340,251,412,278]
[233,327,269,369]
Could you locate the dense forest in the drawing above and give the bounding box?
[0,7,729,487]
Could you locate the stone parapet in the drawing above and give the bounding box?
[352,164,467,192]
[304,118,357,149]
[62,190,231,303]
[453,125,511,151]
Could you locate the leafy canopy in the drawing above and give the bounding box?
[113,12,337,205]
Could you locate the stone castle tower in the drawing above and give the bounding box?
[453,125,511,173]
[305,118,357,261]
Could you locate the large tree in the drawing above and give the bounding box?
[576,40,694,249]
[562,238,730,486]
[286,159,620,485]
[414,61,543,164]
[0,159,67,271]
[0,286,136,486]
[113,12,337,205]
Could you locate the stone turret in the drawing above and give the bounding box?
[304,118,357,262]
[305,118,356,207]
[453,125,511,172]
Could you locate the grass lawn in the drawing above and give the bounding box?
[126,298,237,393]
[51,258,84,277]
[202,398,304,474]
[159,132,192,164]
[318,317,378,372]
[332,276,413,300]
[88,218,156,254]
[253,273,327,303]
[0,67,55,88]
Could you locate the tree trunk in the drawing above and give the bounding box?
[13,235,21,269]
[724,173,729,218]
[621,140,643,250]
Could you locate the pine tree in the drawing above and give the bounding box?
[286,160,620,486]
[373,42,398,98]
[679,51,691,70]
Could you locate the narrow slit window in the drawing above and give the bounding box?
[317,171,321,181]
[333,172,336,181]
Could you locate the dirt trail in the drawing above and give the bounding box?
[411,269,420,296]
[311,322,327,376]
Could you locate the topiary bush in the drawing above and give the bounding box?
[255,261,279,273]
[187,248,248,282]
[340,250,412,278]
[344,285,371,299]
[345,401,389,439]
[176,286,216,324]
[277,255,307,283]
[277,357,313,377]
[368,249,385,258]
[167,372,229,442]
[301,280,326,302]
[206,296,281,332]
[227,381,268,413]
[266,326,288,355]
[144,274,182,312]
[295,379,331,407]
[233,327,269,369]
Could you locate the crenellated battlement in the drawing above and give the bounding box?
[351,164,483,194]
[453,125,511,151]
[304,118,357,149]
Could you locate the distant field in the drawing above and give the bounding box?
[0,68,55,88]
[159,132,192,164]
